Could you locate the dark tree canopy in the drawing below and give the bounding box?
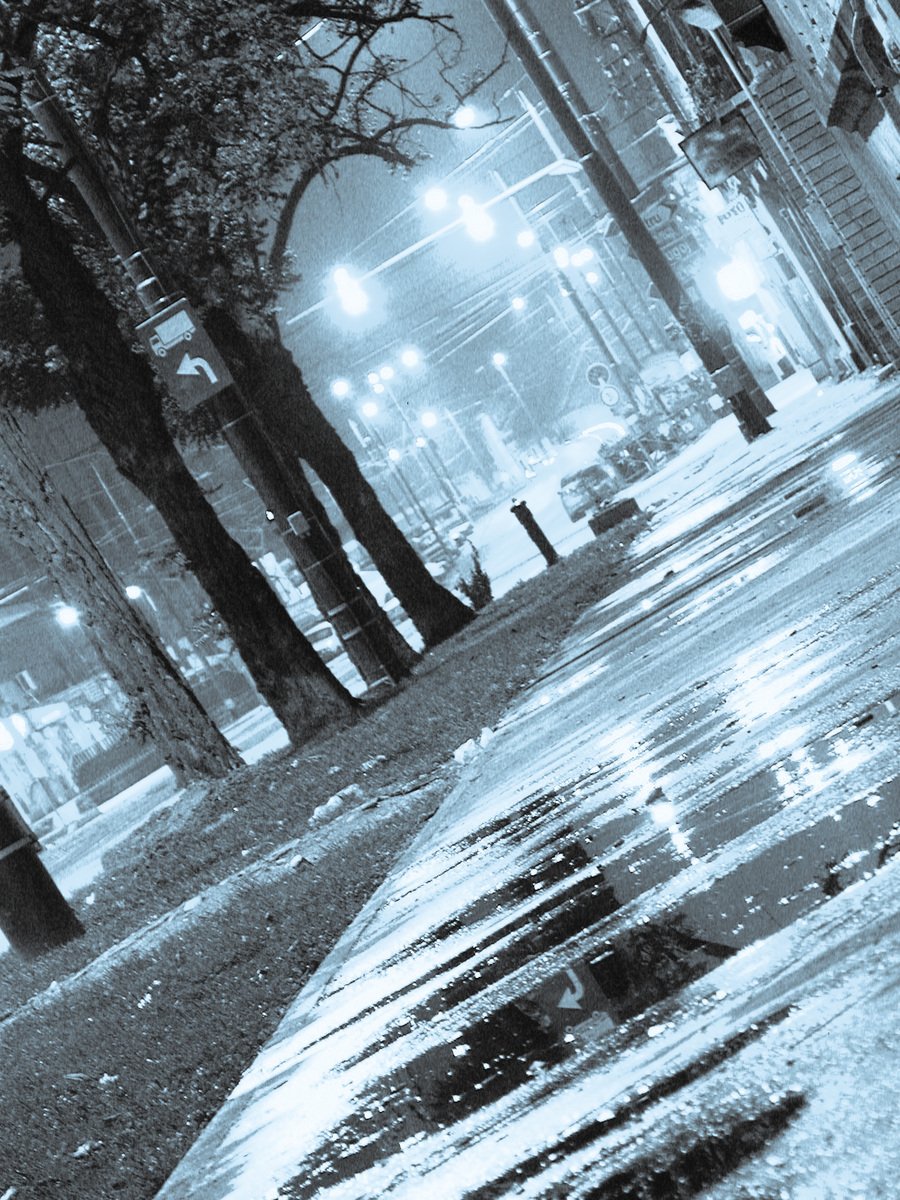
[2,1,500,320]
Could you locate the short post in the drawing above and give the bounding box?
[0,788,84,958]
[511,499,559,566]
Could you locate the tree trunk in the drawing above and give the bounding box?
[1,148,356,742]
[0,409,240,784]
[205,308,421,674]
[210,313,476,648]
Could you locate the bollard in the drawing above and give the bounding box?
[510,499,559,566]
[0,788,84,958]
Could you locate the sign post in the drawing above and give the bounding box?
[136,298,233,409]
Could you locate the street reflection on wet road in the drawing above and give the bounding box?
[158,386,900,1200]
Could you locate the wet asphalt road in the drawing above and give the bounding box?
[158,377,900,1200]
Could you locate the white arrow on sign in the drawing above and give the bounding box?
[558,967,585,1011]
[177,352,218,385]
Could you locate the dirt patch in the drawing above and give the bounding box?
[0,526,642,1200]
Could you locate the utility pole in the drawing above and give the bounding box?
[481,0,774,441]
[24,69,406,687]
[491,168,620,364]
[0,788,83,957]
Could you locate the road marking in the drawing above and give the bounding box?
[558,966,585,1010]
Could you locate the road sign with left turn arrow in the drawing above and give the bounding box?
[137,298,233,410]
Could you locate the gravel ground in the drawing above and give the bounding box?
[0,523,643,1200]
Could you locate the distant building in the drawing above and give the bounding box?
[569,0,900,363]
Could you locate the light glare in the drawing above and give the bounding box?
[331,266,369,315]
[452,105,478,129]
[716,258,762,302]
[423,186,448,212]
[330,378,351,398]
[56,605,80,627]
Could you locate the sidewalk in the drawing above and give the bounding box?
[158,370,900,1200]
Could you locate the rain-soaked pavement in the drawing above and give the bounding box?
[158,373,900,1200]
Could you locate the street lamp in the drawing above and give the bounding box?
[330,377,352,398]
[400,347,422,368]
[331,266,369,316]
[361,400,379,419]
[420,410,439,429]
[423,186,449,212]
[55,605,80,628]
[716,258,763,302]
[452,104,479,129]
[458,195,495,243]
[516,229,536,248]
[511,295,527,311]
[490,352,541,438]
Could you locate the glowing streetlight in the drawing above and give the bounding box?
[423,186,449,212]
[552,246,570,269]
[331,266,369,316]
[585,270,599,285]
[55,605,80,628]
[516,229,536,248]
[330,378,352,398]
[372,382,385,394]
[716,258,762,302]
[421,410,439,429]
[571,247,595,267]
[458,195,495,242]
[387,448,402,463]
[491,351,508,368]
[378,364,395,381]
[452,104,478,129]
[415,436,428,449]
[361,400,379,419]
[400,347,421,368]
[366,371,380,386]
[511,296,526,312]
[125,585,142,600]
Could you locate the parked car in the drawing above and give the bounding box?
[559,461,622,522]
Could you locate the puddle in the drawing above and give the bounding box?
[280,723,900,1198]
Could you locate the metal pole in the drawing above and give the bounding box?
[494,361,543,439]
[516,88,661,356]
[0,787,84,957]
[24,69,399,687]
[481,0,774,440]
